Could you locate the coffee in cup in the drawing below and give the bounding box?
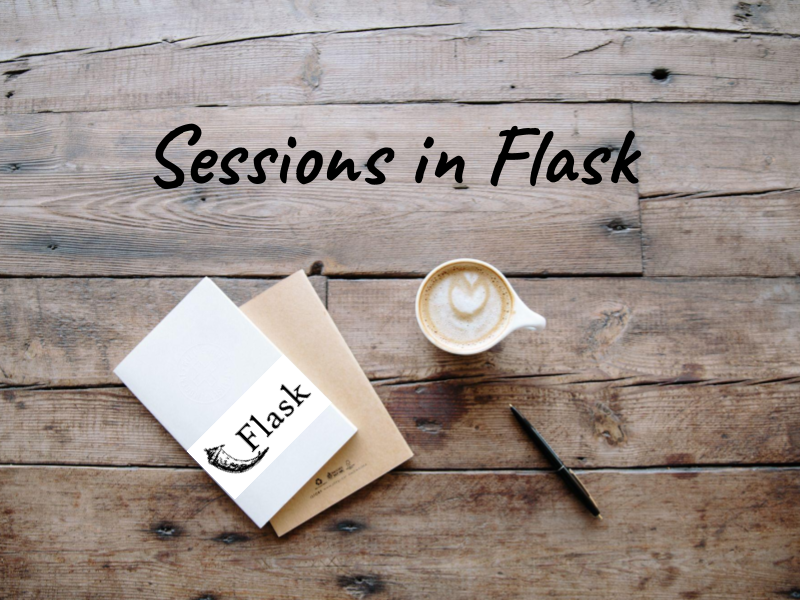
[416,259,545,355]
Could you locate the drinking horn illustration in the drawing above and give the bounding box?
[204,444,269,473]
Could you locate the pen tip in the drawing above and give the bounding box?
[597,514,604,520]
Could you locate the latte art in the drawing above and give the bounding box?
[418,263,512,350]
[449,271,490,318]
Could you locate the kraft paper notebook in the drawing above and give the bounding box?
[114,277,357,528]
[240,271,414,536]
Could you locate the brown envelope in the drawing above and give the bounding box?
[240,271,413,536]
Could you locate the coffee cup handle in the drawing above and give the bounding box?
[510,296,546,332]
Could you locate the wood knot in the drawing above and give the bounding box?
[606,219,628,232]
[584,303,632,357]
[651,68,671,83]
[213,532,249,544]
[153,523,180,538]
[590,401,626,445]
[302,45,322,90]
[415,418,442,434]
[734,1,770,25]
[310,260,324,275]
[335,520,365,533]
[338,575,384,598]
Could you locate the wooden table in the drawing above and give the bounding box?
[2,2,799,598]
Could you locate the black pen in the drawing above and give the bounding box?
[509,405,603,520]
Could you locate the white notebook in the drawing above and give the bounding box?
[114,278,357,528]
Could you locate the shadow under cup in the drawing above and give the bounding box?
[416,260,515,355]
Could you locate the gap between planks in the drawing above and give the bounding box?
[4,25,800,66]
[4,26,800,112]
[4,99,800,118]
[3,369,800,392]
[1,464,798,474]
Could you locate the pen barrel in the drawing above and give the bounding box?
[510,407,562,469]
[509,406,601,519]
[557,466,601,517]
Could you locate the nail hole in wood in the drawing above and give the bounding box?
[606,220,628,232]
[338,575,384,597]
[651,68,671,83]
[154,523,179,538]
[213,532,249,544]
[415,418,442,434]
[336,520,364,533]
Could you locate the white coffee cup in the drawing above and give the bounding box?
[415,258,546,355]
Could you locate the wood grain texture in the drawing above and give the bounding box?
[5,0,799,62]
[642,189,800,276]
[635,104,800,197]
[3,379,799,468]
[2,1,799,597]
[328,278,800,383]
[1,466,798,599]
[0,387,188,467]
[382,378,800,469]
[4,277,800,388]
[0,277,325,388]
[3,27,799,113]
[0,104,641,276]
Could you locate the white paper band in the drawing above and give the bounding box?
[187,355,329,499]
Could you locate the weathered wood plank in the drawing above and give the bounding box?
[0,277,325,388]
[3,380,799,468]
[0,387,187,467]
[0,177,639,277]
[3,28,799,112]
[382,378,800,469]
[635,105,800,197]
[3,277,800,388]
[328,278,800,382]
[0,105,641,276]
[642,189,800,276]
[5,0,799,63]
[0,104,636,174]
[1,466,798,598]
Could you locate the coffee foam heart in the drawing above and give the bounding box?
[449,276,489,317]
[419,262,512,350]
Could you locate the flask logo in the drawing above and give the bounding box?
[204,445,269,473]
[202,383,310,474]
